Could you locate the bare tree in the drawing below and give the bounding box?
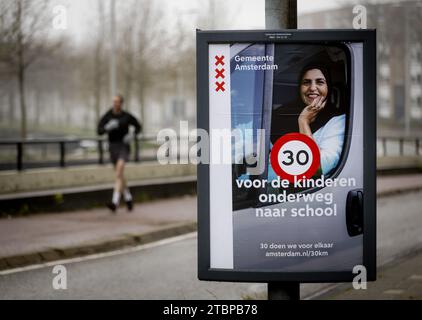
[93,0,106,123]
[128,0,165,123]
[196,0,235,30]
[117,1,139,110]
[0,0,60,138]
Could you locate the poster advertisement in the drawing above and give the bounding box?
[198,31,376,282]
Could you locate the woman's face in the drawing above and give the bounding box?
[300,69,328,106]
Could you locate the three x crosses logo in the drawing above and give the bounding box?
[214,55,225,92]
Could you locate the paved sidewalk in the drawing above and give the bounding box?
[319,250,422,300]
[0,174,421,270]
[0,195,196,270]
[377,174,422,195]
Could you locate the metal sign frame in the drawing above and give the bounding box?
[197,29,376,283]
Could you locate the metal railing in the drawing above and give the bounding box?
[378,136,421,157]
[0,135,421,171]
[0,135,158,171]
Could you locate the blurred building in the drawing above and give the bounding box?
[299,0,422,134]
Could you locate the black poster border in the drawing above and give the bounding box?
[196,29,376,283]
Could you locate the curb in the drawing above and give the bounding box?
[377,185,422,198]
[0,221,197,271]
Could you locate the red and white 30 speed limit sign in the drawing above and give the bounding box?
[270,133,321,182]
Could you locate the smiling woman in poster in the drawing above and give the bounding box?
[235,62,346,181]
[296,64,345,176]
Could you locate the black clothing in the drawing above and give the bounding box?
[97,109,142,143]
[109,142,130,165]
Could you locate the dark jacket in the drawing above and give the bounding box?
[97,109,142,143]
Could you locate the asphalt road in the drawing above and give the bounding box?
[1,190,422,300]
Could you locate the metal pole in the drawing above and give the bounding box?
[268,282,300,300]
[265,0,297,29]
[399,138,404,156]
[59,141,65,167]
[265,0,300,300]
[17,142,23,171]
[110,0,116,99]
[134,137,139,162]
[98,140,104,164]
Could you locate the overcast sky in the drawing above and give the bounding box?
[49,0,412,45]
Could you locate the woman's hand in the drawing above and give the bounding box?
[299,96,327,125]
[298,97,327,137]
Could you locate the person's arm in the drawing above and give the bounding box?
[97,113,108,135]
[122,114,142,144]
[314,115,345,175]
[298,97,326,139]
[98,111,119,135]
[129,114,142,135]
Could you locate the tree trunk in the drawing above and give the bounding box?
[138,79,145,131]
[17,0,26,139]
[124,57,133,110]
[122,17,136,110]
[18,49,26,139]
[94,45,102,123]
[93,0,104,124]
[8,87,15,123]
[35,90,41,127]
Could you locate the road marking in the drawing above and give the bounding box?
[303,284,343,300]
[383,289,404,295]
[0,232,197,276]
[409,274,422,281]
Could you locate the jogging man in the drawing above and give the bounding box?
[97,94,142,212]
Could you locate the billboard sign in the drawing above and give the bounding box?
[197,30,376,282]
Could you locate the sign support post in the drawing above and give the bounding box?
[268,282,300,300]
[265,0,300,300]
